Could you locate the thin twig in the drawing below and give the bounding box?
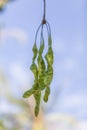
[42,0,46,24]
[43,0,46,20]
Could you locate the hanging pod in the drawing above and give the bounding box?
[23,0,54,117]
[23,22,54,117]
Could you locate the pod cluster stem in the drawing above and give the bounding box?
[23,0,54,117]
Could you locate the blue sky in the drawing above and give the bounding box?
[0,0,87,122]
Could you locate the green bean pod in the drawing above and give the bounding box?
[34,88,41,117]
[43,35,54,102]
[23,23,54,117]
[37,40,46,90]
[43,86,50,102]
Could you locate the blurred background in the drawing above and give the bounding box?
[0,0,87,130]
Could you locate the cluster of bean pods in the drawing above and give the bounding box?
[23,22,54,117]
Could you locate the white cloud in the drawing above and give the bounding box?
[0,28,28,44]
[45,113,87,130]
[10,63,32,87]
[0,99,21,114]
[58,93,87,117]
[77,121,87,130]
[66,93,85,105]
[63,94,86,108]
[45,113,77,130]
